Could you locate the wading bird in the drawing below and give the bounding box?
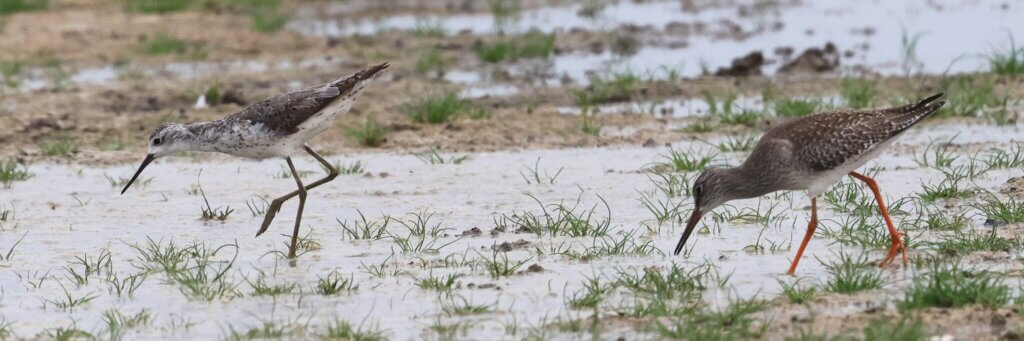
[121,63,389,259]
[674,93,946,274]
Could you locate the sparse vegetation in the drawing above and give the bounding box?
[899,262,1011,309]
[404,92,467,124]
[315,270,358,295]
[659,147,717,172]
[0,0,47,14]
[138,34,205,59]
[123,0,191,13]
[840,77,877,109]
[39,137,78,157]
[773,98,819,117]
[347,116,387,147]
[988,34,1024,76]
[0,159,30,188]
[415,149,468,164]
[822,251,885,294]
[475,29,555,63]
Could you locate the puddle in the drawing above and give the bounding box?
[2,123,1022,338]
[295,0,1024,80]
[556,96,765,118]
[459,84,519,99]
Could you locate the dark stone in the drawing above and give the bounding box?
[778,43,840,74]
[714,51,765,77]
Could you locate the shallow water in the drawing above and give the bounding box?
[293,0,1024,85]
[2,121,1021,338]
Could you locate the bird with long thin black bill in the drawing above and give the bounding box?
[674,93,946,274]
[121,63,389,260]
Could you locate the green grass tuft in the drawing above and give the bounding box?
[408,18,446,38]
[249,9,287,33]
[840,78,876,109]
[773,98,819,117]
[859,316,929,341]
[404,92,466,124]
[822,251,885,294]
[346,117,386,147]
[779,279,817,304]
[899,261,1012,310]
[39,137,78,157]
[932,229,1021,254]
[124,0,191,13]
[659,147,717,172]
[0,159,31,188]
[988,34,1024,76]
[0,0,47,14]
[414,48,450,77]
[0,60,22,88]
[323,319,386,340]
[574,71,640,106]
[976,195,1024,225]
[138,34,193,56]
[475,29,555,63]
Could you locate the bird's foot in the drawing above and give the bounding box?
[878,232,908,267]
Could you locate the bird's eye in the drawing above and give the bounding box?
[152,137,162,146]
[694,184,703,196]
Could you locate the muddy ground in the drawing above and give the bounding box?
[2,0,1024,340]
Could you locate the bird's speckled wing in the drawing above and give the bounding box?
[764,93,945,171]
[223,63,389,135]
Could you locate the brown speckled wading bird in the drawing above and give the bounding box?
[674,93,946,274]
[121,63,389,259]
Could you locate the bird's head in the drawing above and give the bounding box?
[121,122,194,194]
[675,167,731,255]
[146,123,194,158]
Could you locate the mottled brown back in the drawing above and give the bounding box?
[763,93,945,171]
[222,63,389,135]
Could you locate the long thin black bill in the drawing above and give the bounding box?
[121,154,155,195]
[673,209,703,255]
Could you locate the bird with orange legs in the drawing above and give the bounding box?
[674,93,946,274]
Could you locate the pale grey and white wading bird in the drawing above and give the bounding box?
[674,93,946,275]
[121,63,389,259]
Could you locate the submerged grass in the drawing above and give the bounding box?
[822,251,885,294]
[131,238,240,301]
[494,194,612,238]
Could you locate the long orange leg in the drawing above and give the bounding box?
[849,171,908,266]
[787,197,818,275]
